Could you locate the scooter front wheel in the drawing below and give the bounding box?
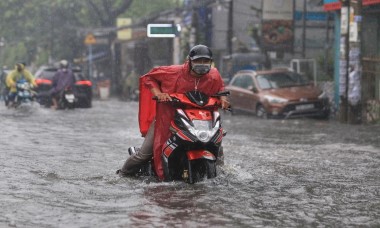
[187,160,201,184]
[205,160,216,179]
[67,102,75,109]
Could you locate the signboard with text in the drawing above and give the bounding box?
[147,24,180,38]
[363,0,380,5]
[117,18,132,40]
[324,0,380,11]
[323,0,341,11]
[84,33,96,45]
[261,0,294,52]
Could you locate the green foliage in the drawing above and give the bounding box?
[316,51,335,81]
[2,43,27,67]
[122,0,180,19]
[0,0,181,68]
[35,50,50,67]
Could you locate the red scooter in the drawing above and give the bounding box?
[148,90,229,183]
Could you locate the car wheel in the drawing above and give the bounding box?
[256,105,268,119]
[229,107,236,115]
[86,99,92,108]
[4,97,9,107]
[316,109,330,120]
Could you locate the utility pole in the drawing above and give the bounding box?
[227,0,233,55]
[189,8,197,48]
[0,37,4,66]
[49,4,54,64]
[339,0,350,123]
[347,0,362,124]
[324,12,330,75]
[302,0,307,58]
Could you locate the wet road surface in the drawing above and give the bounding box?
[0,99,379,227]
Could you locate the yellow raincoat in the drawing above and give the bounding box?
[6,64,36,92]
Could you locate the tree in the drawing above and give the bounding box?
[85,0,134,27]
[0,0,180,67]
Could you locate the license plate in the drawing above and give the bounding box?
[296,104,314,110]
[65,94,75,102]
[19,91,30,97]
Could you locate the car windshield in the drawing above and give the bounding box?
[72,69,87,81]
[256,72,310,89]
[35,67,87,81]
[35,68,58,80]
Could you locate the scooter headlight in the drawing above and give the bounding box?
[191,120,211,142]
[197,131,209,142]
[180,118,220,143]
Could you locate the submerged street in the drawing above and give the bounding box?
[0,99,379,227]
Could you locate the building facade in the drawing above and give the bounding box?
[323,0,380,123]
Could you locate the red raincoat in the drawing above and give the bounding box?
[138,61,225,180]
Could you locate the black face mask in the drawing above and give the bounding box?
[191,63,211,75]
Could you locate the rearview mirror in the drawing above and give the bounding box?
[248,86,258,93]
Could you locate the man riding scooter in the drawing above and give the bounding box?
[5,62,36,108]
[50,60,75,110]
[117,44,230,181]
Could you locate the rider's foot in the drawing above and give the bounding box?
[128,146,140,156]
[116,169,128,177]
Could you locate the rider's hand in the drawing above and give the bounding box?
[156,92,172,102]
[151,88,172,102]
[220,97,230,110]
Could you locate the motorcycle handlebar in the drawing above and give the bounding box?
[152,91,230,101]
[152,94,231,111]
[212,91,230,97]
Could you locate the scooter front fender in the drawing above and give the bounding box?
[186,150,216,161]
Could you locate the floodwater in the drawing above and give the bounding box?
[0,99,379,227]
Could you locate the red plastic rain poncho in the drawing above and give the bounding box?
[138,61,225,180]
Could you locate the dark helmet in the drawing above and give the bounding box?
[188,45,213,61]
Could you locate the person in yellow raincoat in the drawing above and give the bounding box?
[5,62,36,107]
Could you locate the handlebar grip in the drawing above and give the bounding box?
[212,91,230,97]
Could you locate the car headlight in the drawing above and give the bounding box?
[264,95,288,104]
[318,91,327,99]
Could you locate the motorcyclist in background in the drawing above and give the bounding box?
[50,59,75,110]
[0,66,8,103]
[5,62,36,108]
[117,44,230,181]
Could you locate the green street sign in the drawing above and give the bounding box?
[147,24,181,38]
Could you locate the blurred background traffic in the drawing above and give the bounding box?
[0,0,379,122]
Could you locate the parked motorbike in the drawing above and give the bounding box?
[58,87,76,109]
[134,90,229,184]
